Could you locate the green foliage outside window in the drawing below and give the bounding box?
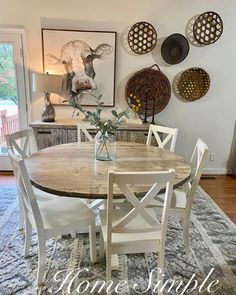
[0,44,17,105]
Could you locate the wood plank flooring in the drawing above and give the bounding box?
[1,173,236,224]
[0,172,16,185]
[200,175,236,224]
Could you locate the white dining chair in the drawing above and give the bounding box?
[77,124,101,143]
[146,124,178,152]
[8,149,97,286]
[150,138,209,254]
[5,128,38,159]
[99,169,175,293]
[6,128,58,230]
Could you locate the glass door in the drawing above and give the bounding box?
[0,33,28,170]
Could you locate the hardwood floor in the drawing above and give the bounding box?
[0,171,16,185]
[200,175,236,224]
[0,173,236,224]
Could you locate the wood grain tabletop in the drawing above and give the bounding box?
[25,142,192,199]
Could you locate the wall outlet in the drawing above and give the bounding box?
[209,153,216,161]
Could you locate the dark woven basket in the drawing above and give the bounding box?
[125,65,171,120]
[177,67,210,101]
[161,33,190,64]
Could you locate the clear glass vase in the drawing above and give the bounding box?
[95,134,116,161]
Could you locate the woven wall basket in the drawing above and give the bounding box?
[125,64,171,118]
[177,67,210,101]
[161,33,190,65]
[128,22,157,54]
[193,11,223,45]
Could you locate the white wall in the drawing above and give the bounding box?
[0,0,235,173]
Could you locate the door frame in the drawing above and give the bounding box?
[0,27,31,170]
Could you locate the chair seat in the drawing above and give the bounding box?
[99,206,161,249]
[171,190,187,208]
[159,189,187,209]
[35,197,95,231]
[34,187,59,201]
[150,189,187,209]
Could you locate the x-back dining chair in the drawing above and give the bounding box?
[6,128,58,230]
[150,138,209,254]
[5,128,38,159]
[77,124,101,143]
[146,124,178,152]
[99,169,175,293]
[8,149,97,286]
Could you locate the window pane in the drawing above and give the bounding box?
[0,43,19,154]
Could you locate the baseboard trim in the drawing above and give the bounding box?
[203,168,233,175]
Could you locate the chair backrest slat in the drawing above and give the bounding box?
[146,124,178,152]
[187,138,209,206]
[114,183,161,229]
[77,124,101,143]
[107,170,175,238]
[5,128,38,159]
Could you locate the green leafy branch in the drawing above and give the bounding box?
[66,94,129,136]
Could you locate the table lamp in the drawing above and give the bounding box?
[32,73,63,122]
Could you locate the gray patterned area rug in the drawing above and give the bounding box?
[0,182,236,295]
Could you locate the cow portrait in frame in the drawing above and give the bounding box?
[42,29,116,106]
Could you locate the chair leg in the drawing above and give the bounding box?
[183,209,191,255]
[106,248,112,295]
[157,254,164,295]
[183,220,190,255]
[71,231,76,238]
[183,199,194,255]
[89,220,97,263]
[99,227,105,258]
[37,233,46,286]
[24,217,32,257]
[18,196,25,230]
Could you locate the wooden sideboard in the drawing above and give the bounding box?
[30,119,151,150]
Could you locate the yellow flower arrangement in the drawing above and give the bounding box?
[128,93,142,112]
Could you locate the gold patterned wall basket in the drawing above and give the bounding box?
[193,11,223,45]
[125,64,171,123]
[177,67,210,101]
[161,33,190,65]
[128,22,157,54]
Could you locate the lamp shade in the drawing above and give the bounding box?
[32,73,63,94]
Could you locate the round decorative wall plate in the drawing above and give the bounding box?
[193,11,223,45]
[177,67,210,101]
[125,64,171,119]
[161,33,190,64]
[128,22,157,54]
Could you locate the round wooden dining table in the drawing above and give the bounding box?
[25,141,192,199]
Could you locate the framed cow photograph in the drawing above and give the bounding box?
[42,29,116,106]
